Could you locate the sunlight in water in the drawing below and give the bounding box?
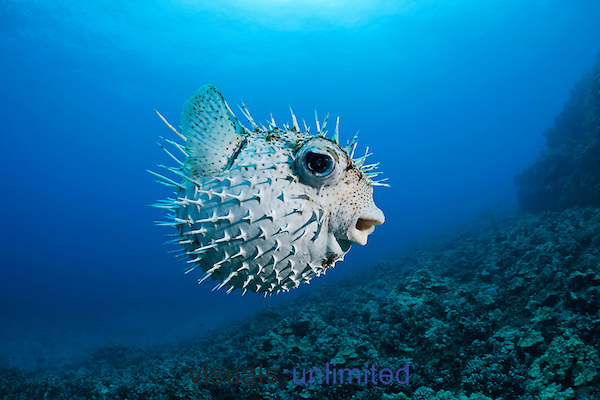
[175,0,415,29]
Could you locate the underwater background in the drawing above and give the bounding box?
[2,0,600,398]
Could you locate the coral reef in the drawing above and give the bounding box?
[1,207,599,399]
[515,53,600,212]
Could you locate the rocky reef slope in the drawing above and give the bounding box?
[1,206,599,400]
[515,54,600,212]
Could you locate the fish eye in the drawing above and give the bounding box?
[295,138,346,187]
[304,150,334,176]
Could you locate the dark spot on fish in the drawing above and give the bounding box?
[322,254,337,269]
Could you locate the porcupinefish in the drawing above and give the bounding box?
[150,84,386,294]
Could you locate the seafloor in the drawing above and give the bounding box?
[1,206,599,400]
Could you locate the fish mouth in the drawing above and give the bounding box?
[346,210,385,246]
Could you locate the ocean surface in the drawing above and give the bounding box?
[1,0,600,372]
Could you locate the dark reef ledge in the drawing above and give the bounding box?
[2,206,599,400]
[515,54,600,212]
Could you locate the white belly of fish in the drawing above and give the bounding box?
[175,136,334,294]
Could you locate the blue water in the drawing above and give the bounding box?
[1,0,600,369]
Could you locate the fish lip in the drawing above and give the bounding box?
[346,210,385,246]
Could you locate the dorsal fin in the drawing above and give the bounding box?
[181,85,245,177]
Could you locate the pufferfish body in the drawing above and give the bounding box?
[151,85,386,294]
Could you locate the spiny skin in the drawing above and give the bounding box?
[151,85,386,294]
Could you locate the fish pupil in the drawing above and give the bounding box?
[305,151,334,176]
